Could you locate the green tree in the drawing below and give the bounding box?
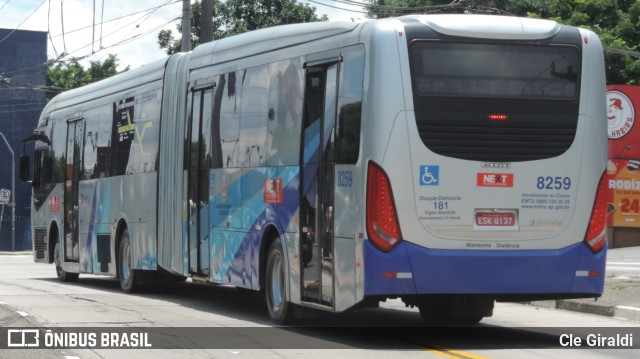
[366,0,640,84]
[47,54,129,99]
[158,0,329,55]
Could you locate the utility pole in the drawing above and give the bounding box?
[201,0,214,43]
[181,0,192,52]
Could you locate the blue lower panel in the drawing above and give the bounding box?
[364,241,606,296]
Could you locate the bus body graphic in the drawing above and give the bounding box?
[22,14,608,324]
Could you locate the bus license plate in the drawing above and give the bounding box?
[473,210,519,231]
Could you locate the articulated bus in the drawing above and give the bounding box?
[21,14,608,324]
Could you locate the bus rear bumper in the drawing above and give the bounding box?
[363,240,606,297]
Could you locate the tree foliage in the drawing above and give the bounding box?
[158,0,329,55]
[366,0,640,84]
[47,54,128,99]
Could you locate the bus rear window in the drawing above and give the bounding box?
[410,41,579,100]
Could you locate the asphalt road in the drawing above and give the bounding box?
[0,253,639,359]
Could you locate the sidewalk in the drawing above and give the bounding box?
[529,246,640,322]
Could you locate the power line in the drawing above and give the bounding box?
[0,0,11,11]
[61,0,68,54]
[60,16,180,63]
[115,0,176,50]
[100,0,104,49]
[304,0,367,14]
[0,0,47,45]
[92,0,96,54]
[51,1,181,64]
[48,1,181,39]
[47,0,59,59]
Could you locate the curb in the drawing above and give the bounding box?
[615,306,640,322]
[529,300,640,322]
[0,251,32,255]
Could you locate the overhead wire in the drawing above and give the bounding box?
[0,0,47,45]
[47,0,59,59]
[0,0,11,11]
[305,0,507,17]
[49,1,180,62]
[51,0,181,64]
[304,0,367,14]
[92,0,96,54]
[61,16,180,62]
[99,0,104,49]
[0,0,181,93]
[60,0,67,55]
[113,0,176,50]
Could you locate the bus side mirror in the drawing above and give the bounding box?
[19,155,30,182]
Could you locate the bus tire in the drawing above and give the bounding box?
[118,228,138,293]
[265,237,295,325]
[54,241,79,282]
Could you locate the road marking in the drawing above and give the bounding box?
[617,305,640,312]
[423,344,489,359]
[607,266,640,271]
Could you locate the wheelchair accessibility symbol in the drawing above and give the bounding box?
[419,165,439,186]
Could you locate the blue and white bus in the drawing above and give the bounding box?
[21,14,608,324]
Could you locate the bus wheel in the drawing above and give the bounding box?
[265,237,295,324]
[54,242,79,282]
[118,228,138,293]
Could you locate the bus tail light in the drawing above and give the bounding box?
[584,172,607,253]
[488,113,509,121]
[366,161,402,252]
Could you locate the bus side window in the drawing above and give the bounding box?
[83,111,99,180]
[219,72,241,168]
[335,45,365,164]
[50,121,67,184]
[239,65,269,167]
[32,149,43,190]
[267,58,303,166]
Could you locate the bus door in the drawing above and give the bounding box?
[300,60,339,306]
[64,118,83,262]
[187,87,214,277]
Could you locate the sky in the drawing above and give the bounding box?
[0,0,367,71]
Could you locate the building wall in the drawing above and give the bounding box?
[0,28,47,251]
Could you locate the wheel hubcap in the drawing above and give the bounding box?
[270,254,284,309]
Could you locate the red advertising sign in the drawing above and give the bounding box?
[476,173,514,188]
[608,85,640,159]
[607,85,640,228]
[263,178,283,204]
[49,195,60,212]
[607,159,640,228]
